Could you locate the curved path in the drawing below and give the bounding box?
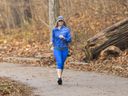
[0,62,127,96]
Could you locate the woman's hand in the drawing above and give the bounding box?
[59,35,65,39]
[49,42,54,51]
[49,42,53,46]
[50,46,54,51]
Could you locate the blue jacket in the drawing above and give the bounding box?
[52,25,72,49]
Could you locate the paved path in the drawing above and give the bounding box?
[0,62,128,96]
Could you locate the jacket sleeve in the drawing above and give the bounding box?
[64,28,72,43]
[51,29,54,43]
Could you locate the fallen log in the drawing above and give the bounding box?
[84,18,128,61]
[99,45,122,60]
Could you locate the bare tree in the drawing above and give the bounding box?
[49,0,60,40]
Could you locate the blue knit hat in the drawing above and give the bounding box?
[56,16,64,22]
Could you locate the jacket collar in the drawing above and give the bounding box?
[55,25,65,30]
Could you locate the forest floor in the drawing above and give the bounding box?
[0,62,128,96]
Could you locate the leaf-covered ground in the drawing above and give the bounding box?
[0,77,33,96]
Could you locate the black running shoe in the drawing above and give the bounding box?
[57,78,62,85]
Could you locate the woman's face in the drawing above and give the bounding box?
[58,20,64,26]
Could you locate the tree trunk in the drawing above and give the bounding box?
[49,0,60,41]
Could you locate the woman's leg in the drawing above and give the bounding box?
[53,49,63,78]
[61,48,69,69]
[56,48,68,78]
[53,48,68,85]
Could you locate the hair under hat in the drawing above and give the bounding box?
[55,16,67,27]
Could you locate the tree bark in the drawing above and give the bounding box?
[49,0,60,41]
[84,18,128,61]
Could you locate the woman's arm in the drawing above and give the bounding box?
[49,29,54,51]
[49,29,54,47]
[51,29,54,43]
[64,28,72,43]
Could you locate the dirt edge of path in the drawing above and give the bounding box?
[0,77,33,96]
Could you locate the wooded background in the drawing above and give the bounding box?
[0,0,128,32]
[0,0,128,59]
